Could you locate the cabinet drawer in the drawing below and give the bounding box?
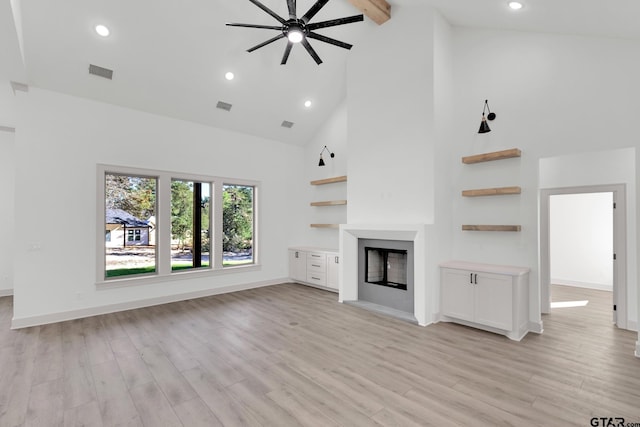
[307,253,326,271]
[306,271,326,286]
[307,252,325,261]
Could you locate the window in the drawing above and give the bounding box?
[171,180,211,272]
[104,173,157,278]
[223,184,254,267]
[97,165,258,284]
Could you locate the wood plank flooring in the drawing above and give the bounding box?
[0,283,639,426]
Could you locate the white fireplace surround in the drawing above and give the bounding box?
[339,224,433,326]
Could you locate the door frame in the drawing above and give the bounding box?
[539,184,627,329]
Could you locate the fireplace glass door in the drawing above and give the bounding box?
[364,247,408,291]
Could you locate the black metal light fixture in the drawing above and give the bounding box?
[478,100,496,134]
[318,145,335,166]
[225,0,364,66]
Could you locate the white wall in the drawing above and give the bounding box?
[452,28,640,330]
[432,10,455,307]
[11,87,305,326]
[550,192,613,290]
[0,82,17,129]
[0,130,15,296]
[346,3,436,225]
[294,101,348,250]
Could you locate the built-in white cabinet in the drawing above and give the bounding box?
[288,250,307,282]
[288,247,339,292]
[440,260,530,341]
[326,253,339,290]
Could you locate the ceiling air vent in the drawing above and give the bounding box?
[281,120,294,129]
[89,64,113,80]
[216,101,232,112]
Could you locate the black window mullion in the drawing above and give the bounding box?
[193,182,202,268]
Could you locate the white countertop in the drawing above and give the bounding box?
[440,260,530,276]
[289,246,338,253]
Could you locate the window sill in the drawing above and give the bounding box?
[96,263,261,289]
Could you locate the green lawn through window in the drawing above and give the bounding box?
[105,260,252,278]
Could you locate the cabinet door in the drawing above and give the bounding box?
[326,254,339,290]
[441,268,474,322]
[288,250,307,282]
[474,272,513,330]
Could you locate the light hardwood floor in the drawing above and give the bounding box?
[1,283,639,426]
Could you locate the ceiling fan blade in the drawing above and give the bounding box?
[287,0,296,19]
[247,34,286,52]
[307,32,352,49]
[301,38,323,65]
[248,0,286,24]
[306,14,364,30]
[226,22,283,30]
[281,42,293,64]
[301,0,330,23]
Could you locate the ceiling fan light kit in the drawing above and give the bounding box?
[226,0,364,65]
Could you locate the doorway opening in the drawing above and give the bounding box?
[540,184,626,329]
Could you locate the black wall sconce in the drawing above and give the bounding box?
[318,145,335,166]
[478,100,496,134]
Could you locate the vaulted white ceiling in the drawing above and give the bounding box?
[3,0,640,145]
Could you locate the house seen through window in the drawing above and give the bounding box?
[105,173,157,278]
[101,167,257,281]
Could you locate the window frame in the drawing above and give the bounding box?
[170,178,212,273]
[96,164,260,287]
[222,181,258,269]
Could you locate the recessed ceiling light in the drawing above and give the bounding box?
[508,2,523,10]
[225,72,235,81]
[304,100,312,108]
[95,24,110,37]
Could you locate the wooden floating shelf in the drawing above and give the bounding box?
[462,225,522,232]
[462,186,521,197]
[462,148,521,164]
[310,200,347,207]
[310,175,347,186]
[310,224,340,229]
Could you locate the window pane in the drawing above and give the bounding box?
[171,180,211,271]
[223,184,254,267]
[105,174,156,278]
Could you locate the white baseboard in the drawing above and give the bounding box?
[431,311,441,325]
[636,340,640,359]
[11,278,287,329]
[551,279,612,291]
[627,319,638,332]
[0,289,13,297]
[529,321,544,334]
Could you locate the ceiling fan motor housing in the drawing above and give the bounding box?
[286,19,307,34]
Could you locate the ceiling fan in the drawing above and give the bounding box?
[226,0,364,65]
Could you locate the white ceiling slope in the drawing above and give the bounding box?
[1,0,25,82]
[5,0,640,145]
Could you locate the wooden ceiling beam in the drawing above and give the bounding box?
[348,0,391,25]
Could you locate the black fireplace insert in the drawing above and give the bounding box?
[364,247,408,291]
